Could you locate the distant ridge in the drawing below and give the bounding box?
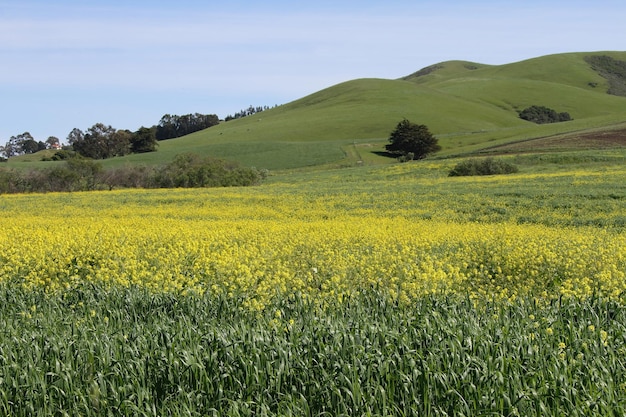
[401,60,489,81]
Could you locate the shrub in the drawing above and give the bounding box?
[449,157,519,177]
[0,153,265,194]
[151,153,264,188]
[397,152,415,163]
[41,149,78,161]
[0,169,25,193]
[99,165,156,190]
[519,105,572,124]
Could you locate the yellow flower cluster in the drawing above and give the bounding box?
[0,187,624,310]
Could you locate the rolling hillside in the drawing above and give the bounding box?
[13,51,626,171]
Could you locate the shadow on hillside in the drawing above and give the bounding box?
[372,151,398,159]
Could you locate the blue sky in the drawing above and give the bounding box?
[1,0,625,142]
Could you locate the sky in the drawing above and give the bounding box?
[1,0,625,143]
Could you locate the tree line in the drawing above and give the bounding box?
[66,124,158,159]
[1,107,273,161]
[155,113,220,140]
[0,132,61,159]
[224,105,275,121]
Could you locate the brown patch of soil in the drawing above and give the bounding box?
[487,128,626,153]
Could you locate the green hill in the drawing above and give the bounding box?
[11,51,626,171]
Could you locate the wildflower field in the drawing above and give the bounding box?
[1,151,626,416]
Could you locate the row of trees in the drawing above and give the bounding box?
[224,105,275,121]
[0,112,221,160]
[2,105,280,161]
[67,124,158,160]
[155,113,220,140]
[67,112,223,159]
[0,132,61,158]
[0,124,157,160]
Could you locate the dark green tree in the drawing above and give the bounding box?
[46,136,60,149]
[109,129,132,157]
[68,124,131,159]
[518,105,572,124]
[20,138,46,154]
[385,119,441,160]
[70,124,111,159]
[155,113,219,140]
[2,132,35,157]
[131,126,158,153]
[67,128,84,149]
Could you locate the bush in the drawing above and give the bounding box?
[0,153,266,194]
[519,105,572,124]
[100,165,156,190]
[151,153,264,188]
[397,152,415,163]
[449,158,519,177]
[41,150,78,161]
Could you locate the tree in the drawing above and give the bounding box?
[0,132,45,157]
[68,123,131,159]
[21,139,46,154]
[109,129,132,157]
[67,128,84,148]
[1,138,18,158]
[385,119,441,160]
[46,136,61,149]
[70,124,111,159]
[155,113,219,140]
[131,126,158,153]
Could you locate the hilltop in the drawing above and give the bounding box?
[9,51,626,171]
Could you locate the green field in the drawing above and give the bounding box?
[2,51,626,416]
[4,286,625,416]
[2,149,626,415]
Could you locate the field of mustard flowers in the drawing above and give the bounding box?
[1,152,625,415]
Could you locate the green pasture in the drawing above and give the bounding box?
[7,51,626,171]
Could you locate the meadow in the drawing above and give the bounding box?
[1,150,626,415]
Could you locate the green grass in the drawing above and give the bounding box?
[7,51,626,171]
[2,285,625,416]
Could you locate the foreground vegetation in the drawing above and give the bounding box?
[3,286,625,416]
[0,150,625,415]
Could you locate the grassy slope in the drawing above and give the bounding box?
[9,51,626,171]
